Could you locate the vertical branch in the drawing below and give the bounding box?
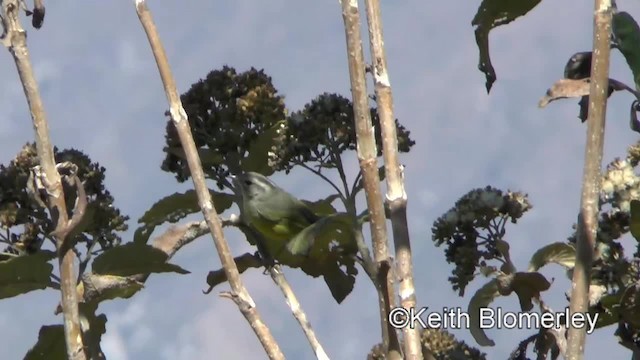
[363,1,424,359]
[133,1,284,359]
[338,0,397,356]
[566,0,613,358]
[1,2,85,359]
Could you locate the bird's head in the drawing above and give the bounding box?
[231,172,277,200]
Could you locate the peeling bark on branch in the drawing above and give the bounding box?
[1,1,85,358]
[133,1,284,359]
[363,1,423,358]
[338,0,399,357]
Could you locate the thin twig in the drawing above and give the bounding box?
[338,0,395,355]
[298,162,347,205]
[269,265,330,360]
[224,215,331,360]
[326,140,352,205]
[566,0,613,358]
[363,0,422,358]
[1,2,85,359]
[133,1,284,359]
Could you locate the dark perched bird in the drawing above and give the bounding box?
[564,51,594,80]
[564,51,615,122]
[24,0,45,29]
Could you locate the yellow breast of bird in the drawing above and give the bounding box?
[249,215,303,242]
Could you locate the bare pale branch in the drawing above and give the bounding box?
[1,1,85,358]
[566,0,614,358]
[363,0,423,358]
[338,0,398,356]
[133,1,284,358]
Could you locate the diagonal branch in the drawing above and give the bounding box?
[1,1,85,359]
[133,1,283,358]
[566,0,613,358]
[268,265,330,360]
[363,1,423,358]
[223,215,331,360]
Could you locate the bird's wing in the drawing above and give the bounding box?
[298,201,321,224]
[255,191,319,230]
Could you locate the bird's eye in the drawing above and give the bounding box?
[244,180,252,186]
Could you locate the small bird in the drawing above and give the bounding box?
[564,51,615,122]
[564,51,594,80]
[232,172,321,256]
[23,0,45,29]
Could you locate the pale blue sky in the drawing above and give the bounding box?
[2,1,640,359]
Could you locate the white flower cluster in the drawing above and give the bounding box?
[601,158,640,213]
[438,187,530,228]
[441,189,505,225]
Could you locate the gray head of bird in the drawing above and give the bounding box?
[231,172,278,200]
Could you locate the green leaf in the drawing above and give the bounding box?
[205,253,263,293]
[472,0,541,92]
[166,147,224,167]
[134,190,234,243]
[287,213,357,257]
[304,213,358,303]
[591,292,622,329]
[613,12,640,90]
[92,242,190,276]
[321,262,356,304]
[619,285,640,328]
[630,200,640,241]
[0,251,55,299]
[303,194,340,217]
[496,272,551,311]
[24,325,66,360]
[528,242,576,272]
[270,212,358,304]
[241,120,287,175]
[588,285,640,330]
[468,279,500,347]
